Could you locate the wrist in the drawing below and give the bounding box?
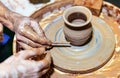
[6,11,22,24]
[0,2,9,18]
[0,2,15,31]
[5,11,24,31]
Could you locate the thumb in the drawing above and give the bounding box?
[31,47,45,55]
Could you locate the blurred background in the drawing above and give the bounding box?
[105,0,120,7]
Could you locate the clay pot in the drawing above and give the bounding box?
[63,6,92,46]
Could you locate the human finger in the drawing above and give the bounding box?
[37,53,51,70]
[18,25,40,42]
[18,25,51,45]
[31,47,45,53]
[30,20,44,37]
[18,41,32,50]
[16,33,42,48]
[18,41,47,56]
[30,20,52,45]
[18,48,45,59]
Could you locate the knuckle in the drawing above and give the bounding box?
[18,29,23,34]
[16,35,21,40]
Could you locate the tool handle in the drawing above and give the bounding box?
[51,42,71,47]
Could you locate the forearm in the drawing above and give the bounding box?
[0,2,9,18]
[0,1,23,31]
[0,1,14,31]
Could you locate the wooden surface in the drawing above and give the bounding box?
[43,15,115,73]
[74,0,103,16]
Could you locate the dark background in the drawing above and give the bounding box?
[0,0,120,62]
[105,0,120,8]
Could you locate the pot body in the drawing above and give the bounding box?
[63,6,92,46]
[63,23,92,46]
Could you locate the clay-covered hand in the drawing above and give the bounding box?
[0,47,51,78]
[9,12,51,49]
[0,2,52,49]
[18,16,51,49]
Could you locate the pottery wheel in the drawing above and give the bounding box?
[44,15,115,73]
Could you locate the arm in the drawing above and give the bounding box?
[0,1,29,31]
[0,1,14,31]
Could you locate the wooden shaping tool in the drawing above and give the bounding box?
[51,42,71,47]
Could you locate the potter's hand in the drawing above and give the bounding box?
[0,2,51,48]
[12,14,51,48]
[0,48,51,78]
[8,12,51,49]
